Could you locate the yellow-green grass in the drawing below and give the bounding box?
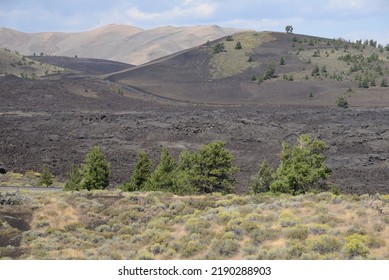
[1,190,387,260]
[209,32,275,79]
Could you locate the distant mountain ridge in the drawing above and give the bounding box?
[0,24,239,65]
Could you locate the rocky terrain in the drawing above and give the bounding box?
[1,31,389,194]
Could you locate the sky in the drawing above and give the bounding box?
[0,0,388,44]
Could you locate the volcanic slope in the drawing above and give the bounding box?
[0,24,238,65]
[107,31,389,106]
[28,56,134,75]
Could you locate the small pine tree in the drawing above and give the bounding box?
[247,56,253,62]
[381,78,388,87]
[249,160,274,194]
[122,150,152,192]
[144,147,177,191]
[80,145,110,190]
[191,141,238,194]
[64,164,82,191]
[311,64,320,76]
[213,43,225,54]
[270,135,331,195]
[235,41,242,50]
[39,166,53,187]
[251,74,257,81]
[336,96,349,108]
[263,62,276,80]
[280,57,285,65]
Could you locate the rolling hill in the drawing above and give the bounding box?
[107,31,389,106]
[0,24,238,65]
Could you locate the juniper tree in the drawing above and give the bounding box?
[144,147,177,191]
[122,150,152,192]
[80,145,110,190]
[248,160,274,194]
[64,164,82,191]
[39,166,53,187]
[270,135,331,195]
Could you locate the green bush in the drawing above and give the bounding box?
[310,234,343,254]
[343,234,369,259]
[336,96,349,108]
[285,224,309,240]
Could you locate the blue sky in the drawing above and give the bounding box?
[0,0,388,44]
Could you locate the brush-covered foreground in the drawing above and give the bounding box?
[1,190,388,260]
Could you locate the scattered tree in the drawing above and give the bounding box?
[213,43,226,54]
[262,62,277,80]
[381,78,388,87]
[235,41,242,50]
[280,57,285,65]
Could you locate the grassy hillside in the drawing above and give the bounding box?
[0,48,65,78]
[109,32,389,106]
[1,190,388,260]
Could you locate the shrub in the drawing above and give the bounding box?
[285,224,309,240]
[336,96,349,108]
[310,234,343,254]
[235,41,242,50]
[280,57,285,65]
[343,234,369,259]
[209,235,240,258]
[262,62,276,80]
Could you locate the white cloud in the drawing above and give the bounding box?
[125,1,216,23]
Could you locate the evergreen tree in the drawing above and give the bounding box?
[235,41,242,50]
[39,166,53,187]
[64,164,82,191]
[122,150,152,192]
[381,78,388,87]
[280,57,285,65]
[270,135,331,195]
[263,62,276,80]
[171,149,198,195]
[144,147,177,191]
[248,160,274,194]
[191,141,238,194]
[80,145,110,190]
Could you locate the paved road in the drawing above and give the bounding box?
[0,186,62,192]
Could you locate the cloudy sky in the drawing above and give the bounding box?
[0,0,388,44]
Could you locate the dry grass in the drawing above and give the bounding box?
[0,190,388,260]
[209,32,274,79]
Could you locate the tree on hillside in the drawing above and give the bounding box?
[144,147,177,191]
[270,135,331,195]
[213,42,226,54]
[171,149,198,195]
[122,150,153,192]
[263,62,277,80]
[235,41,242,50]
[80,145,110,190]
[285,25,293,34]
